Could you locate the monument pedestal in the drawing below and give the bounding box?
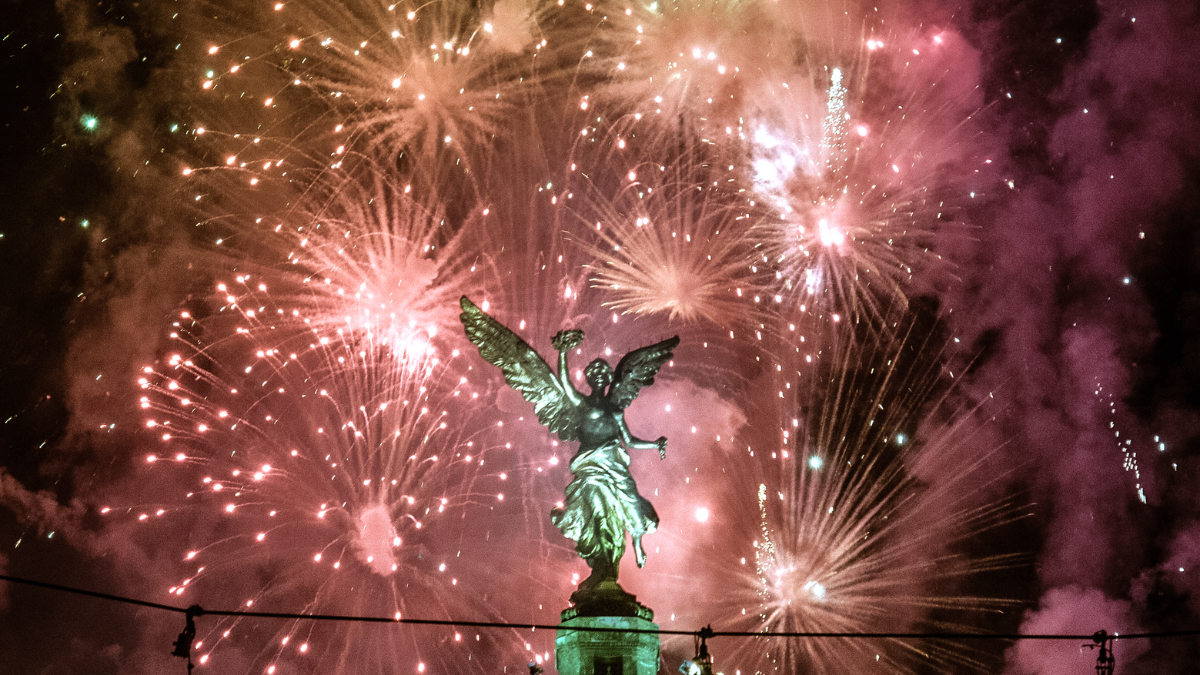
[556,615,660,675]
[556,581,660,675]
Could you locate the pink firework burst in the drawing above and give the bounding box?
[114,295,543,673]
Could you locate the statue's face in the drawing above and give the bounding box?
[585,360,613,391]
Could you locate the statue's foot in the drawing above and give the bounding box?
[633,536,647,568]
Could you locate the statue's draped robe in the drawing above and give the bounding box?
[551,404,659,566]
[458,295,675,577]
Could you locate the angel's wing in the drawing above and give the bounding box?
[459,296,580,441]
[609,336,680,410]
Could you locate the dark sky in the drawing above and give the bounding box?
[3,0,1200,673]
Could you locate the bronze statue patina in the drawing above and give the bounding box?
[459,297,678,614]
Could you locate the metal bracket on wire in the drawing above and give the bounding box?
[1083,629,1115,675]
[171,605,204,674]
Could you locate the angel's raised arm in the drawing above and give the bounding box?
[459,297,581,442]
[551,330,584,406]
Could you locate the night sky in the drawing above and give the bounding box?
[2,0,1200,673]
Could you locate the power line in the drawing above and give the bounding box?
[3,573,1198,641]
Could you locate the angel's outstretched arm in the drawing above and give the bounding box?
[616,411,667,459]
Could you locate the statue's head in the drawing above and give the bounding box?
[584,358,614,393]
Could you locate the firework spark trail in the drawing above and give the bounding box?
[468,168,591,337]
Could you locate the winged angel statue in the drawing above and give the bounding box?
[460,297,679,598]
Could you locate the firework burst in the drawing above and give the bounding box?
[669,309,1026,674]
[275,0,565,173]
[582,0,792,142]
[745,29,978,331]
[107,287,543,673]
[571,157,765,326]
[57,2,1019,673]
[187,160,485,367]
